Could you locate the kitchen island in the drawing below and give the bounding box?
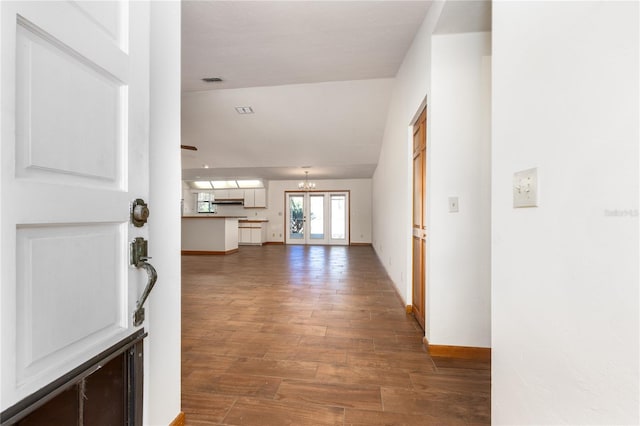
[181,215,246,255]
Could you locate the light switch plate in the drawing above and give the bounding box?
[448,196,459,213]
[513,168,539,208]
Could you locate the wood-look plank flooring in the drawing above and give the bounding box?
[182,245,490,425]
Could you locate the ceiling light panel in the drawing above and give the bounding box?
[236,180,263,189]
[212,180,239,189]
[192,181,213,189]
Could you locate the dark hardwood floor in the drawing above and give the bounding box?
[182,245,490,425]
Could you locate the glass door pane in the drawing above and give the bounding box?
[309,195,324,240]
[331,195,346,239]
[289,195,305,240]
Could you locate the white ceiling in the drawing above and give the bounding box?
[180,1,492,182]
[182,1,433,91]
[181,78,394,175]
[180,1,433,182]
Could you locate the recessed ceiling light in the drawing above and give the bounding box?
[235,106,254,114]
[202,77,223,82]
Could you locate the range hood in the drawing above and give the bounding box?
[211,199,244,205]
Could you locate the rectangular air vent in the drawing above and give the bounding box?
[235,106,254,114]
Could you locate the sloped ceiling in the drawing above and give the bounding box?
[434,0,492,34]
[181,78,394,179]
[181,1,433,181]
[182,1,433,91]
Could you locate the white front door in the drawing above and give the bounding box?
[1,1,151,409]
[285,192,349,245]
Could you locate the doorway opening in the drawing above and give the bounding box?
[285,191,350,245]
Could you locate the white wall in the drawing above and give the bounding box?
[492,1,638,424]
[372,1,492,347]
[147,2,181,425]
[429,32,491,347]
[372,1,445,306]
[213,179,372,244]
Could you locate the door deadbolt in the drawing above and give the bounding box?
[131,199,149,227]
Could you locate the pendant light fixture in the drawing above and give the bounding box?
[298,171,316,190]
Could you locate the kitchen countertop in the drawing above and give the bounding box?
[182,215,247,219]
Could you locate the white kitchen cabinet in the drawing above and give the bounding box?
[254,188,266,207]
[250,228,262,244]
[214,189,228,200]
[229,189,244,199]
[244,190,255,207]
[243,188,266,208]
[215,189,244,200]
[239,227,251,244]
[238,221,268,245]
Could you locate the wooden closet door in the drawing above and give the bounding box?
[412,108,427,330]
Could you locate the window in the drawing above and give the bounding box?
[196,192,216,213]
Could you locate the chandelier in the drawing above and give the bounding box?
[298,171,316,190]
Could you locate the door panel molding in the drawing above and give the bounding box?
[15,19,125,187]
[15,223,128,391]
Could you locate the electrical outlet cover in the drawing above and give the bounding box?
[513,168,539,208]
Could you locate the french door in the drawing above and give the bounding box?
[285,192,349,245]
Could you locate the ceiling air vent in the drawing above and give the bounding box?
[235,106,254,114]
